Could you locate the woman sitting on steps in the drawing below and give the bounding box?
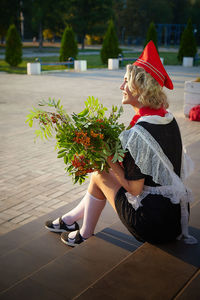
[45,41,197,246]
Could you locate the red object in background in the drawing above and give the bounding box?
[189,105,200,121]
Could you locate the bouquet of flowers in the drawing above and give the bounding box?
[26,96,126,184]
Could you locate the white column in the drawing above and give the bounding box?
[183,57,194,67]
[74,60,87,71]
[108,58,119,70]
[27,63,41,75]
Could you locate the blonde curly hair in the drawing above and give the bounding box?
[125,64,169,109]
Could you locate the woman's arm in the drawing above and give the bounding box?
[107,157,144,196]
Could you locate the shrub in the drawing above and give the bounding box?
[85,35,102,45]
[5,24,22,67]
[59,26,78,61]
[43,29,54,42]
[144,22,158,50]
[100,20,121,65]
[178,19,197,62]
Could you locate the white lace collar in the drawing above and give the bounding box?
[136,111,173,125]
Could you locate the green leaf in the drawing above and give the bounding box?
[64,155,68,164]
[28,120,33,127]
[100,163,105,171]
[78,108,89,118]
[113,152,119,162]
[57,99,61,107]
[118,156,124,162]
[35,129,43,140]
[98,109,105,117]
[74,176,79,184]
[67,165,74,172]
[58,149,66,154]
[57,152,66,158]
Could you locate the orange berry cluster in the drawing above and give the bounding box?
[71,155,86,168]
[72,155,93,176]
[75,168,93,176]
[90,130,104,140]
[73,131,91,147]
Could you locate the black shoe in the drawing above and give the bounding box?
[61,230,85,247]
[45,217,79,233]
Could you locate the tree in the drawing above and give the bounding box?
[0,0,20,43]
[188,0,200,45]
[31,0,67,49]
[59,26,78,61]
[112,0,126,44]
[121,0,173,44]
[65,0,113,49]
[178,18,197,62]
[169,0,189,24]
[144,22,158,50]
[5,24,22,67]
[100,20,121,64]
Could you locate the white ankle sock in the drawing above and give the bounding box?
[52,218,61,226]
[54,193,89,226]
[68,230,86,241]
[52,192,106,238]
[52,217,76,230]
[68,230,78,240]
[79,192,106,239]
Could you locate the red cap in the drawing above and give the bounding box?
[133,41,173,90]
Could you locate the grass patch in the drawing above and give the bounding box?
[0,51,180,74]
[121,52,180,65]
[0,60,27,74]
[159,52,181,65]
[0,54,106,74]
[77,54,106,68]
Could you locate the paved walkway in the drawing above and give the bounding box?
[0,66,200,235]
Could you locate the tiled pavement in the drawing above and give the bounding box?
[0,66,200,235]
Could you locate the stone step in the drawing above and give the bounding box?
[69,202,200,300]
[1,160,199,299]
[75,242,199,300]
[175,269,200,300]
[0,199,141,299]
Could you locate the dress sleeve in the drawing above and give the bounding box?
[123,151,145,180]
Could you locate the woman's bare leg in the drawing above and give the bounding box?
[88,170,121,212]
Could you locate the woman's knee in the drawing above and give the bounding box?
[91,170,107,183]
[88,172,105,198]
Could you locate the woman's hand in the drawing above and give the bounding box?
[106,155,144,196]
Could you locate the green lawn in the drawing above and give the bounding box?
[122,52,180,65]
[0,51,180,74]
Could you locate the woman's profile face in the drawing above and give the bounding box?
[120,74,139,107]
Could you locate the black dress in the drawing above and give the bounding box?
[115,117,183,244]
